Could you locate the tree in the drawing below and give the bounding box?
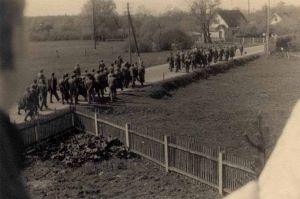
[190,0,221,43]
[81,0,119,46]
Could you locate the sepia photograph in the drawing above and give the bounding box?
[1,0,300,198]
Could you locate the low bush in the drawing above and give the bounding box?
[149,55,260,99]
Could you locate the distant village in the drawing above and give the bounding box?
[25,1,300,51]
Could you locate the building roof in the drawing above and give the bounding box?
[217,10,247,28]
[273,12,290,21]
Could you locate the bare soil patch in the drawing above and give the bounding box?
[24,132,219,199]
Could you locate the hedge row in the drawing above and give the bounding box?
[149,55,261,99]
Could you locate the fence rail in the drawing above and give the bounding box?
[17,108,257,195]
[74,109,257,195]
[17,109,74,147]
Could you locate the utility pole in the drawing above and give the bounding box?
[92,0,97,49]
[266,0,271,55]
[248,0,250,17]
[127,2,132,64]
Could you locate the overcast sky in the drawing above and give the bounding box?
[25,0,300,16]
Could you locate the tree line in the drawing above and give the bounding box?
[25,0,300,51]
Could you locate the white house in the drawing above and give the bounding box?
[210,10,248,41]
[270,12,290,25]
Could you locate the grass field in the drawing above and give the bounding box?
[18,40,169,90]
[97,55,300,163]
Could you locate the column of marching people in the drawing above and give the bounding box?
[18,56,146,121]
[18,44,244,121]
[167,45,243,73]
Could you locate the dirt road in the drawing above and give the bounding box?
[11,45,264,123]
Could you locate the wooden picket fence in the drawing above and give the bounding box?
[17,109,74,147]
[74,109,257,195]
[17,107,257,195]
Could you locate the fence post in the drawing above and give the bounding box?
[71,106,75,127]
[164,135,169,172]
[125,123,130,148]
[94,111,99,136]
[218,151,224,196]
[35,117,39,143]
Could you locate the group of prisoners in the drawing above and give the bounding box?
[18,56,146,121]
[18,44,244,121]
[167,45,243,72]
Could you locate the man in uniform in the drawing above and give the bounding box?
[39,79,48,111]
[225,47,230,61]
[185,52,191,73]
[24,88,36,122]
[58,75,69,104]
[31,79,39,113]
[68,75,78,104]
[115,67,124,91]
[167,52,175,72]
[122,62,131,88]
[219,47,225,61]
[48,72,60,103]
[130,64,138,88]
[85,74,94,104]
[213,47,219,63]
[138,62,146,86]
[175,52,181,72]
[239,44,244,56]
[230,46,236,60]
[191,51,197,70]
[18,87,30,115]
[99,67,107,98]
[180,50,185,70]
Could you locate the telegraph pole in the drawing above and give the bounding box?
[127,2,132,64]
[266,0,271,55]
[248,0,250,17]
[92,0,97,49]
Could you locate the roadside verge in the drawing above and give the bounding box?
[149,54,261,99]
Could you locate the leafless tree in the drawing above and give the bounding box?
[190,0,221,43]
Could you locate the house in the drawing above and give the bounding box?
[210,10,248,41]
[270,12,290,25]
